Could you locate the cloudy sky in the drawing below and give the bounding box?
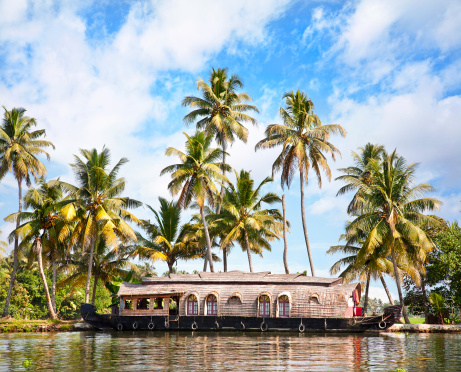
[1,0,460,301]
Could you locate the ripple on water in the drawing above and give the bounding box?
[0,332,460,371]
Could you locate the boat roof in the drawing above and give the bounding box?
[141,271,342,285]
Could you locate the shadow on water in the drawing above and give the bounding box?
[0,331,460,371]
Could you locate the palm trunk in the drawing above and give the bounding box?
[2,179,23,317]
[91,274,98,305]
[391,244,410,324]
[84,239,96,303]
[52,254,57,313]
[380,275,394,305]
[218,133,227,272]
[168,262,174,275]
[200,206,214,272]
[421,276,429,324]
[203,257,208,272]
[35,237,57,319]
[363,273,370,316]
[243,230,254,273]
[282,195,289,274]
[299,168,315,276]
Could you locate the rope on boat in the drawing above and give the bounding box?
[191,321,198,330]
[215,320,220,329]
[298,322,305,333]
[240,321,245,330]
[117,323,123,331]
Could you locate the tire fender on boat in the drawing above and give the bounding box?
[378,321,387,329]
[298,323,305,333]
[191,321,198,331]
[148,322,155,330]
[117,323,123,331]
[215,320,220,329]
[260,322,268,332]
[132,322,138,330]
[240,321,245,331]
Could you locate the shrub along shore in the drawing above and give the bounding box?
[0,318,93,333]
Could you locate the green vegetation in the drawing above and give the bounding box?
[0,68,457,325]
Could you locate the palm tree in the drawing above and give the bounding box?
[161,131,229,272]
[347,150,442,323]
[5,178,70,319]
[0,106,54,317]
[63,147,142,303]
[130,197,206,273]
[59,239,136,305]
[182,68,259,269]
[212,170,284,272]
[336,143,385,214]
[255,91,346,276]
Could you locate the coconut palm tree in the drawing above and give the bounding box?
[255,91,346,276]
[212,170,284,272]
[0,107,54,317]
[336,143,385,214]
[59,239,136,305]
[62,147,142,303]
[0,231,6,258]
[5,178,71,319]
[161,131,229,272]
[347,150,442,323]
[130,197,207,273]
[182,68,259,268]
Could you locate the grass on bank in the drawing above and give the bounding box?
[0,318,79,332]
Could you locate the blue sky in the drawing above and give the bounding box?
[1,0,460,301]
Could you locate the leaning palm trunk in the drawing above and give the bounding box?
[300,168,315,276]
[91,275,98,305]
[282,195,289,274]
[363,273,370,315]
[2,179,23,317]
[218,133,227,272]
[390,243,410,324]
[35,237,57,319]
[84,239,96,303]
[380,275,394,305]
[243,230,254,273]
[52,255,57,312]
[200,206,214,272]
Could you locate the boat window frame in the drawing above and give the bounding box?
[258,292,272,317]
[186,293,199,316]
[205,292,219,316]
[276,293,291,318]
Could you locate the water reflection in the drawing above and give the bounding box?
[0,331,460,371]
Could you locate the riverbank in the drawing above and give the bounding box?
[0,318,94,333]
[387,323,461,333]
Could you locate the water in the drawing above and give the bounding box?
[0,331,460,371]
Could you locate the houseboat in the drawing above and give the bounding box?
[81,271,401,332]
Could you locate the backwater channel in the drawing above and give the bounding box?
[0,331,460,371]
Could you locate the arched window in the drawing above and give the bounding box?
[310,294,320,304]
[259,295,270,317]
[187,294,198,315]
[278,295,290,318]
[206,294,217,316]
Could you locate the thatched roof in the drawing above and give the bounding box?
[141,271,342,286]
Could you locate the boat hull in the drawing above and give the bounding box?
[81,303,399,332]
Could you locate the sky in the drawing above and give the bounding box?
[1,0,460,302]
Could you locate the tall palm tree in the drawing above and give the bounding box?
[59,239,136,305]
[161,131,229,272]
[347,150,442,323]
[212,170,284,272]
[63,147,141,303]
[131,197,206,273]
[255,91,346,276]
[182,68,259,269]
[5,178,71,319]
[0,106,54,317]
[336,143,385,214]
[0,231,6,258]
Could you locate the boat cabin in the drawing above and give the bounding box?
[116,271,362,318]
